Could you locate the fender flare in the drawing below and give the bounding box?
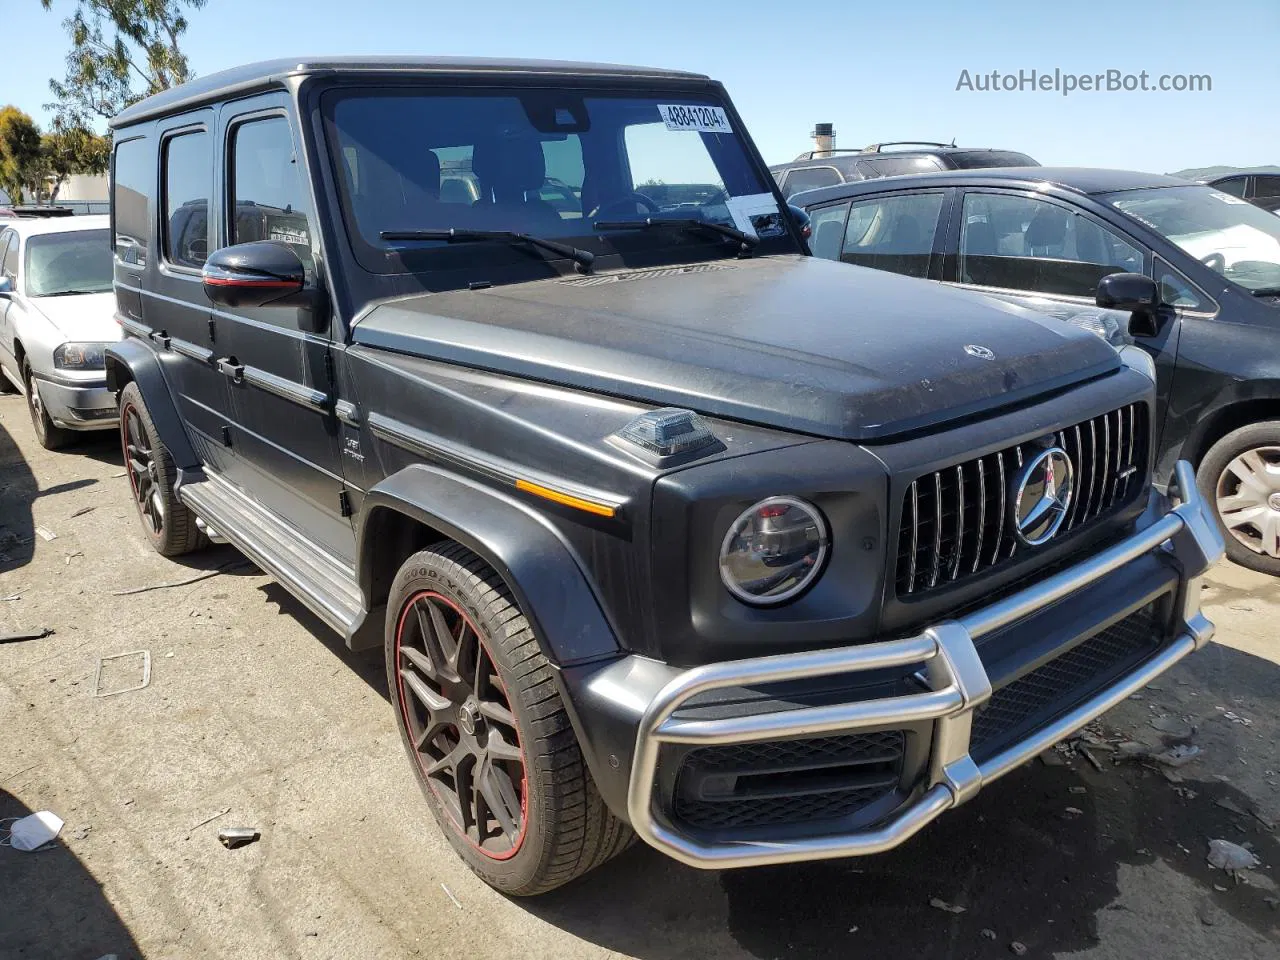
[105,339,199,469]
[357,464,622,667]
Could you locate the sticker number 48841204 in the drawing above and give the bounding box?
[657,104,732,134]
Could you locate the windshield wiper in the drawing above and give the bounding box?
[1249,286,1280,298]
[594,218,758,252]
[380,229,594,272]
[39,289,102,297]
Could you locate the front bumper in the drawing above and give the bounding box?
[34,374,118,430]
[587,461,1223,870]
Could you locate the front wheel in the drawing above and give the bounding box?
[25,364,73,450]
[1197,421,1280,576]
[386,542,633,895]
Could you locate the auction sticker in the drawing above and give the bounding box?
[658,104,732,134]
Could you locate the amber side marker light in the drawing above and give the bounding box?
[515,479,617,518]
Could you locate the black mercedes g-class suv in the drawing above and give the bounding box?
[105,57,1223,896]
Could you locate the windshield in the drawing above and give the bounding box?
[1105,185,1280,294]
[24,229,112,297]
[323,88,786,273]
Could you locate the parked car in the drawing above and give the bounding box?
[770,142,1039,200]
[0,215,121,448]
[1204,171,1280,214]
[793,167,1280,574]
[105,57,1220,897]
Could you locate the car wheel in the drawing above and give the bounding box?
[118,381,207,557]
[386,541,633,895]
[1197,421,1280,576]
[0,364,18,394]
[24,363,73,450]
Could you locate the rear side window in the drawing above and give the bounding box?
[841,192,945,278]
[858,157,944,178]
[162,130,211,268]
[230,116,314,259]
[781,166,842,198]
[113,137,151,265]
[0,231,17,281]
[1254,176,1280,200]
[946,151,1039,169]
[1212,177,1247,198]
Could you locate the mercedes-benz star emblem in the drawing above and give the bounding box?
[964,344,995,360]
[1011,447,1074,546]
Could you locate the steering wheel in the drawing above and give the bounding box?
[591,192,661,220]
[1201,252,1226,272]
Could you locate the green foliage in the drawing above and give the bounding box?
[42,0,207,125]
[42,124,112,200]
[0,106,43,204]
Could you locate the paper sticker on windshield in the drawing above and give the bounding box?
[1210,191,1248,204]
[658,104,732,134]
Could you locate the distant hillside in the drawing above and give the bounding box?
[1170,164,1280,181]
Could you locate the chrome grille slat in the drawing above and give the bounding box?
[1007,446,1023,559]
[894,403,1147,598]
[949,465,964,581]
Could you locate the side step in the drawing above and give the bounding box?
[178,473,366,641]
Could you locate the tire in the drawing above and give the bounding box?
[118,381,207,557]
[1196,420,1280,576]
[0,363,17,394]
[24,363,73,450]
[385,542,633,896]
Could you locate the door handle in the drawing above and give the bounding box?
[216,358,244,383]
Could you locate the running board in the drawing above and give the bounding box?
[178,473,367,643]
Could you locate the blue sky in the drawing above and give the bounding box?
[9,0,1278,173]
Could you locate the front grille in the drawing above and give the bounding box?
[969,603,1162,761]
[673,731,904,830]
[895,403,1148,596]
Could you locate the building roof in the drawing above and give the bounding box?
[112,56,712,128]
[790,167,1195,207]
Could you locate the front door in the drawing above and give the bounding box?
[212,96,353,562]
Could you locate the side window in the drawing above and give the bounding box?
[230,116,314,263]
[958,193,1144,297]
[1212,177,1247,198]
[1253,176,1280,200]
[781,166,842,199]
[1156,257,1209,311]
[807,203,850,260]
[162,130,211,268]
[841,192,945,279]
[113,137,151,265]
[0,232,15,281]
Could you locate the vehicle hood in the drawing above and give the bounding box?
[352,256,1121,441]
[28,292,122,342]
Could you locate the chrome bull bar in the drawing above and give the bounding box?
[626,461,1225,869]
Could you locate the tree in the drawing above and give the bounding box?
[41,125,111,201]
[42,0,207,125]
[0,106,43,204]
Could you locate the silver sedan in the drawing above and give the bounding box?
[0,215,121,449]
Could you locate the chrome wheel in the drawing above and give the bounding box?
[1215,445,1280,558]
[394,591,527,859]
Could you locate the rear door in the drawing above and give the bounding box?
[837,188,953,280]
[212,95,353,561]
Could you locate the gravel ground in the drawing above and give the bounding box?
[0,392,1277,960]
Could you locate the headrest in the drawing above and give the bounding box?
[472,136,546,197]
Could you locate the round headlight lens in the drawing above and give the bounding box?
[718,496,829,605]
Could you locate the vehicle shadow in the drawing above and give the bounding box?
[0,789,144,960]
[524,641,1280,959]
[0,410,39,572]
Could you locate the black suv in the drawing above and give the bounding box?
[791,168,1280,575]
[770,142,1038,199]
[1205,171,1280,214]
[105,57,1221,896]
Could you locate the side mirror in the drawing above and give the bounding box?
[0,275,13,297]
[1096,272,1163,338]
[786,203,812,241]
[202,241,306,309]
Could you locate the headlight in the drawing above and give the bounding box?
[718,496,829,605]
[53,343,108,371]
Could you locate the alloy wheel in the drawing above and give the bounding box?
[121,404,165,536]
[395,591,527,859]
[1215,444,1280,558]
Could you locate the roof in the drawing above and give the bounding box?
[112,56,712,128]
[769,146,1034,172]
[3,214,110,237]
[790,167,1196,207]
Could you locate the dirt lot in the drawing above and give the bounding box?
[0,392,1277,960]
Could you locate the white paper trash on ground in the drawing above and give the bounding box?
[4,810,64,851]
